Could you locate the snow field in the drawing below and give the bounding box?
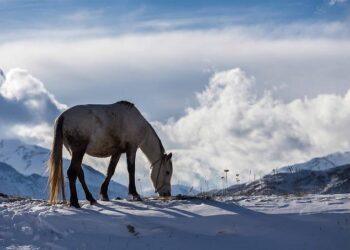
[0,194,349,250]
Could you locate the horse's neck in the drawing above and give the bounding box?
[140,126,164,164]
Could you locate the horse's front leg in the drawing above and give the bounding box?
[126,148,141,201]
[100,152,121,201]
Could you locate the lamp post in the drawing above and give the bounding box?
[224,169,229,195]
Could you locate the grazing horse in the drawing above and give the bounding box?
[49,101,173,208]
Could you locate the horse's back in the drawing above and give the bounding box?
[60,102,148,157]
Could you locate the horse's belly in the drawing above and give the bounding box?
[85,135,123,158]
[86,143,117,157]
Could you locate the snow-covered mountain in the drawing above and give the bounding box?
[210,164,350,196]
[206,151,350,196]
[0,139,50,176]
[0,139,127,199]
[0,162,48,198]
[278,151,350,173]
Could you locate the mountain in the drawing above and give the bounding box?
[0,139,127,199]
[277,151,350,173]
[205,150,350,196]
[0,139,50,176]
[0,139,195,199]
[210,164,350,196]
[0,162,48,199]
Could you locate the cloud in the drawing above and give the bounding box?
[156,68,350,189]
[63,9,105,23]
[0,68,66,145]
[1,67,350,191]
[0,20,350,190]
[329,0,348,6]
[0,23,349,121]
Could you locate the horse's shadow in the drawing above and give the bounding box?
[89,198,264,220]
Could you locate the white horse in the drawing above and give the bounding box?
[49,101,173,208]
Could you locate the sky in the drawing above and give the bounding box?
[0,0,350,190]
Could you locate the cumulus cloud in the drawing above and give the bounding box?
[1,67,350,191]
[0,68,66,146]
[156,68,350,188]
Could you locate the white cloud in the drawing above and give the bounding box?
[9,123,53,147]
[0,68,67,110]
[0,68,66,146]
[329,0,347,6]
[156,68,350,189]
[0,21,350,190]
[1,67,350,191]
[0,23,349,121]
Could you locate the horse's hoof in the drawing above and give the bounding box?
[90,200,98,205]
[88,197,97,205]
[70,202,81,208]
[100,195,110,201]
[127,194,142,201]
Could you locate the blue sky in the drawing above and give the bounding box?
[1,0,349,33]
[1,0,350,187]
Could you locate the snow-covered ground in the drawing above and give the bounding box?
[1,194,349,250]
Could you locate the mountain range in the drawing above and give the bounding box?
[0,139,195,198]
[0,139,127,199]
[1,139,349,198]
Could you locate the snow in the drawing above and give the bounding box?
[1,194,349,250]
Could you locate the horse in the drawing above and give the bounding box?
[48,101,173,208]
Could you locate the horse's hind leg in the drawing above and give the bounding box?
[67,150,85,208]
[78,168,97,205]
[100,153,121,201]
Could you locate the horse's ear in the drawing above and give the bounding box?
[167,153,172,161]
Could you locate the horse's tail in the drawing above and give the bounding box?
[49,115,66,204]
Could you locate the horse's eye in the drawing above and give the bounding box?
[166,171,170,175]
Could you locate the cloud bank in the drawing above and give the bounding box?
[1,23,350,121]
[0,68,350,188]
[157,68,350,188]
[0,68,66,145]
[1,68,350,190]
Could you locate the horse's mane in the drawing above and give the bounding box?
[116,100,165,154]
[116,100,134,108]
[147,121,165,154]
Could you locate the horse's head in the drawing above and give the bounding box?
[150,153,173,197]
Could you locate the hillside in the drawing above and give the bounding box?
[218,164,350,196]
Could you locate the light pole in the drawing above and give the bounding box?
[224,169,229,195]
[236,173,240,182]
